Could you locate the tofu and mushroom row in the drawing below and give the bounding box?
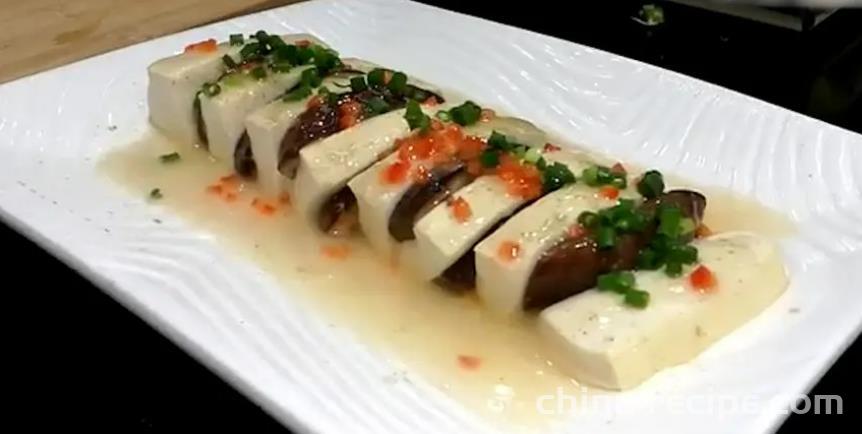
[147,31,788,390]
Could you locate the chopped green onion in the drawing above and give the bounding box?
[512,145,528,160]
[665,261,683,277]
[296,45,315,64]
[658,205,683,238]
[364,96,390,115]
[283,84,312,102]
[524,147,543,164]
[679,217,696,235]
[480,150,500,168]
[637,170,665,199]
[240,42,260,60]
[638,4,665,26]
[222,55,238,69]
[581,166,599,186]
[271,61,292,73]
[667,243,698,264]
[387,71,408,94]
[202,82,221,97]
[624,289,650,308]
[274,45,299,64]
[596,226,616,249]
[367,68,387,88]
[487,131,510,150]
[350,76,368,92]
[300,67,322,88]
[614,212,646,232]
[577,211,599,229]
[407,86,429,102]
[229,34,244,46]
[449,101,482,126]
[404,99,430,132]
[636,247,662,270]
[268,35,287,50]
[149,188,163,200]
[158,152,181,164]
[250,66,267,80]
[542,161,576,192]
[536,157,548,170]
[435,110,452,122]
[309,45,341,74]
[582,164,625,188]
[611,176,628,189]
[597,271,635,293]
[317,86,337,105]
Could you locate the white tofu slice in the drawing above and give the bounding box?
[290,77,448,229]
[292,109,413,229]
[148,40,241,144]
[244,59,383,197]
[538,231,788,390]
[406,176,525,280]
[244,69,360,196]
[147,33,319,144]
[199,35,328,161]
[349,116,550,263]
[474,178,640,315]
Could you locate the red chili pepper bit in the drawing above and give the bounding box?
[543,143,561,152]
[457,355,482,371]
[689,265,718,293]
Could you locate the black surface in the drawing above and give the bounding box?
[7,1,860,432]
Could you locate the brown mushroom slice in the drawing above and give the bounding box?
[317,186,359,237]
[234,132,257,178]
[245,62,371,196]
[474,183,622,314]
[388,162,473,242]
[522,189,708,311]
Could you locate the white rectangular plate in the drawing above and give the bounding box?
[1,0,861,433]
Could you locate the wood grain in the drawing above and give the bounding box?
[0,0,302,84]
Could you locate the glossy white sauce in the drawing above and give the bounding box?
[99,132,793,428]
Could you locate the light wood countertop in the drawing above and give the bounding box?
[0,0,301,84]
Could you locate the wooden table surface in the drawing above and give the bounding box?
[0,0,301,84]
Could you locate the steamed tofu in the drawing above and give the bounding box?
[242,74,348,196]
[349,116,549,264]
[538,231,788,390]
[148,40,242,144]
[200,35,328,161]
[244,59,376,196]
[346,102,467,256]
[292,110,413,228]
[475,177,638,315]
[403,119,553,280]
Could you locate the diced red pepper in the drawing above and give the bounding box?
[567,224,586,238]
[184,39,217,53]
[695,224,713,239]
[380,160,411,184]
[598,185,620,200]
[498,240,521,262]
[306,95,323,109]
[321,244,351,259]
[457,355,482,371]
[338,101,363,130]
[449,196,472,223]
[690,265,717,293]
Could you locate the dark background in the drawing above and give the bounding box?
[7,1,859,432]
